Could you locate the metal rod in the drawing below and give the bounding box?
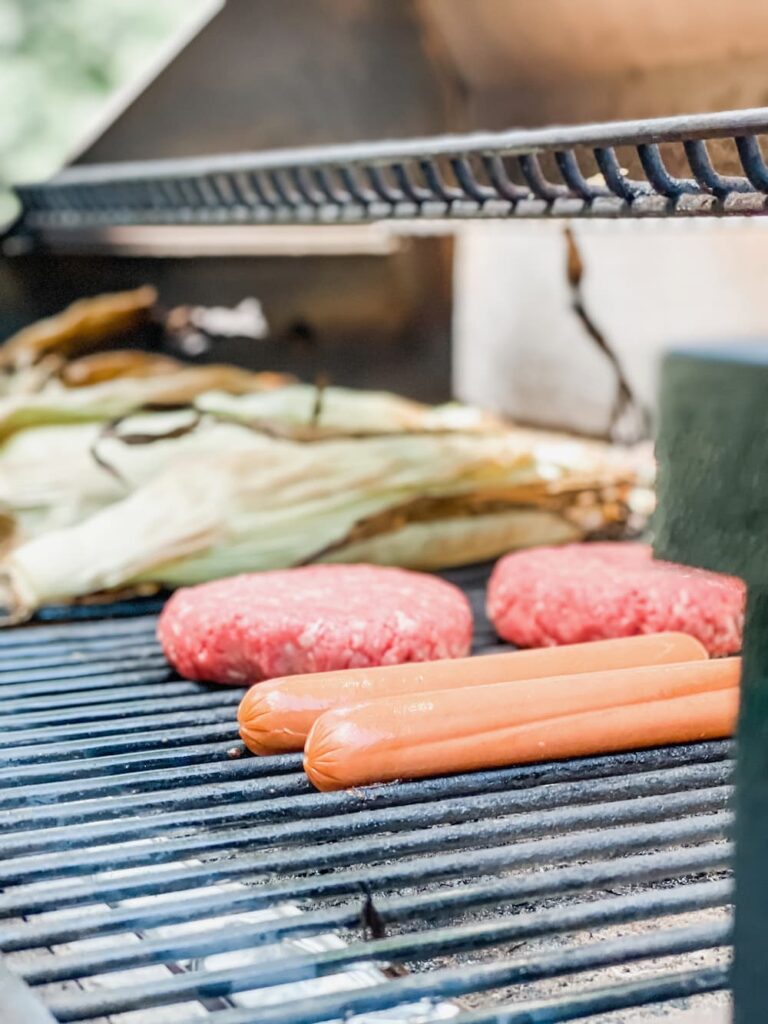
[36,107,768,185]
[0,722,237,767]
[0,751,296,811]
[0,616,158,648]
[0,770,311,832]
[42,882,731,1020]
[0,636,162,669]
[0,758,731,860]
[637,143,699,197]
[554,150,605,199]
[0,740,255,789]
[0,812,730,949]
[518,154,568,200]
[454,966,729,1024]
[481,154,527,201]
[735,135,768,191]
[195,920,732,1024]
[594,148,646,201]
[420,159,462,201]
[21,113,768,224]
[0,667,174,700]
[684,139,751,195]
[450,157,495,201]
[0,754,731,886]
[0,655,167,688]
[0,704,238,748]
[0,680,205,714]
[16,844,732,984]
[0,689,239,730]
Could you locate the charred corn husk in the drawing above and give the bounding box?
[0,413,651,619]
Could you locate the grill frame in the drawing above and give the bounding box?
[0,565,733,1023]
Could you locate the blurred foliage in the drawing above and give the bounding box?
[0,0,212,224]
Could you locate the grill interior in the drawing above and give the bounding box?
[0,563,733,1023]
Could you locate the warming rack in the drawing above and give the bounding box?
[12,107,768,232]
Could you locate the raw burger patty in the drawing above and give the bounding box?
[487,542,745,656]
[158,564,473,685]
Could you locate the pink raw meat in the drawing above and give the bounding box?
[158,564,473,685]
[486,542,745,656]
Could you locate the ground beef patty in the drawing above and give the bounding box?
[158,564,473,685]
[487,542,745,656]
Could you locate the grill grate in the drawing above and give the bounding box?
[0,564,733,1023]
[12,107,768,231]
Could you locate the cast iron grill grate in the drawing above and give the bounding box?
[0,563,733,1023]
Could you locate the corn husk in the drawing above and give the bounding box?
[4,296,643,619]
[0,425,649,620]
[0,415,271,541]
[59,351,183,387]
[195,386,496,437]
[0,368,294,443]
[0,287,158,372]
[0,386,500,543]
[322,510,582,569]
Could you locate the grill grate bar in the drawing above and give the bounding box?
[0,656,168,686]
[0,759,731,857]
[0,680,217,714]
[15,843,732,984]
[454,966,730,1024]
[0,761,730,887]
[41,881,732,1021]
[0,616,158,648]
[0,812,730,949]
[0,704,239,748]
[0,770,312,832]
[0,740,267,788]
[0,667,175,699]
[0,751,297,810]
[0,689,242,729]
[0,639,162,671]
[190,921,732,1024]
[1,721,237,765]
[0,734,727,781]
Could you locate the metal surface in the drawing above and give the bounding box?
[654,345,768,1023]
[11,108,768,232]
[0,564,733,1022]
[731,588,768,1024]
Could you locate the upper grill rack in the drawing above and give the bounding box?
[13,107,768,230]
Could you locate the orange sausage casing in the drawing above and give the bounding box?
[303,656,740,791]
[237,632,708,755]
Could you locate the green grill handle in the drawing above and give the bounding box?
[655,344,768,1023]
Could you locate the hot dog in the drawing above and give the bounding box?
[303,656,740,791]
[238,632,708,755]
